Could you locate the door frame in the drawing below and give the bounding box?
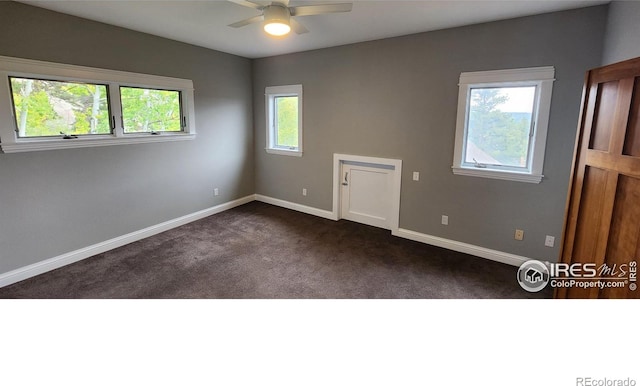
[332,153,402,231]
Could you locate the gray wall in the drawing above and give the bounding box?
[0,2,254,274]
[253,6,608,262]
[602,0,640,65]
[0,2,613,277]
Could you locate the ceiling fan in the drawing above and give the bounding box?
[228,0,353,37]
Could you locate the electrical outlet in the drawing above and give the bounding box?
[545,235,555,247]
[413,172,420,181]
[515,229,524,241]
[441,215,448,225]
[214,188,219,196]
[302,188,307,196]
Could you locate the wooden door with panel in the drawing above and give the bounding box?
[557,57,640,299]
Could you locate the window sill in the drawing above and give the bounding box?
[452,166,543,183]
[266,148,303,157]
[1,133,196,153]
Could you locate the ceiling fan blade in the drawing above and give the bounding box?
[290,18,309,34]
[290,3,352,17]
[228,14,264,28]
[228,0,265,10]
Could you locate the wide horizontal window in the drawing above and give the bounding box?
[120,87,182,134]
[10,77,110,138]
[0,55,196,153]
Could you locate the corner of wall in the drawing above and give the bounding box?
[602,1,640,65]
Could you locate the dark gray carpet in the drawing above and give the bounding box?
[0,201,551,298]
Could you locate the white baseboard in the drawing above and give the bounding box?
[393,228,529,267]
[255,194,337,221]
[0,195,256,288]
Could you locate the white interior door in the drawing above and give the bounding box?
[340,161,395,230]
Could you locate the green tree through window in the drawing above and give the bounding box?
[275,96,298,148]
[120,87,182,133]
[10,77,109,137]
[466,87,534,167]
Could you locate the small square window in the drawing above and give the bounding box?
[265,84,302,156]
[465,86,536,169]
[452,67,555,183]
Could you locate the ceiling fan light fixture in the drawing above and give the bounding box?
[264,21,290,36]
[263,5,291,36]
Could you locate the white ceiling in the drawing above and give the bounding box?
[19,0,609,59]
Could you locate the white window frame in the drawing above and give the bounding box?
[452,66,555,183]
[265,84,303,157]
[0,55,196,153]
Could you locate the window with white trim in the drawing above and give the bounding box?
[0,56,195,153]
[452,67,555,183]
[265,84,302,157]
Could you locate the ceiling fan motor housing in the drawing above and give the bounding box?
[264,4,290,25]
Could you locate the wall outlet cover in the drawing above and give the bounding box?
[545,235,555,247]
[515,229,524,241]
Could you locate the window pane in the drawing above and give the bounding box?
[465,86,535,167]
[120,87,182,133]
[10,77,110,137]
[275,96,298,148]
